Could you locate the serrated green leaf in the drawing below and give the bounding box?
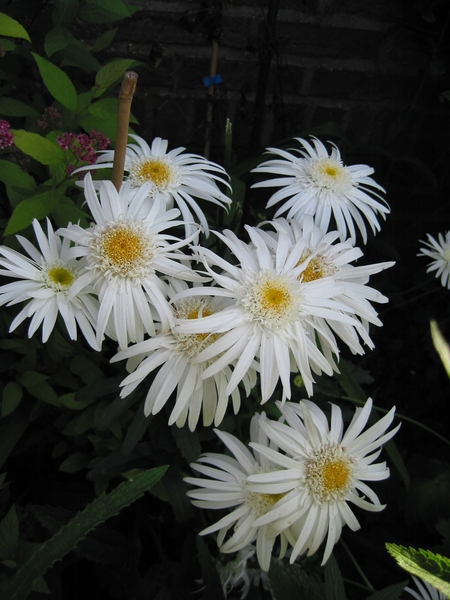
[44,26,71,57]
[386,544,450,598]
[1,382,23,418]
[0,504,19,561]
[0,97,38,117]
[31,53,77,110]
[93,58,140,97]
[59,452,91,473]
[91,27,118,53]
[4,189,62,236]
[79,0,140,24]
[0,466,168,600]
[366,581,408,600]
[52,0,79,27]
[325,555,347,600]
[0,159,36,190]
[0,13,31,42]
[10,130,64,165]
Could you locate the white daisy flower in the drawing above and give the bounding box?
[418,231,450,289]
[0,218,99,349]
[251,137,390,244]
[58,173,203,350]
[259,217,395,354]
[405,576,447,600]
[246,398,400,566]
[174,225,365,401]
[185,412,289,572]
[74,134,231,238]
[111,283,257,431]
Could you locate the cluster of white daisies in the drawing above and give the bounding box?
[0,133,416,570]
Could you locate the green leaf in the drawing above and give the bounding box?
[31,53,77,110]
[324,555,347,600]
[0,97,39,117]
[0,505,19,561]
[91,27,118,53]
[196,537,225,600]
[268,560,326,600]
[0,37,16,52]
[0,159,36,190]
[4,189,62,236]
[93,58,140,97]
[69,355,104,386]
[19,371,59,406]
[88,97,138,123]
[386,544,450,598]
[44,26,71,57]
[0,466,168,600]
[31,576,51,595]
[59,43,102,74]
[431,320,450,378]
[0,13,31,43]
[10,130,64,165]
[0,412,29,470]
[79,0,140,24]
[79,114,118,142]
[51,196,91,229]
[1,382,23,419]
[59,452,91,473]
[52,0,79,27]
[162,466,193,523]
[366,582,408,600]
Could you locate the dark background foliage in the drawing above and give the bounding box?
[1,0,450,598]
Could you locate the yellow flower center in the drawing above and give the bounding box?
[308,157,352,193]
[47,266,74,288]
[175,299,221,358]
[305,445,354,503]
[244,491,287,516]
[92,221,155,281]
[42,263,77,293]
[129,157,178,190]
[296,251,337,282]
[241,272,299,331]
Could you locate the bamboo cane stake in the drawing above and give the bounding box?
[111,71,138,192]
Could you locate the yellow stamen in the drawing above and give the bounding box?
[322,459,351,493]
[47,266,74,288]
[101,226,145,276]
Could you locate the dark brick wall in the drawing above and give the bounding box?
[105,0,446,165]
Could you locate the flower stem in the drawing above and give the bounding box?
[340,539,375,592]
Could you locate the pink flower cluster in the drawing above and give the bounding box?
[57,130,109,176]
[0,120,14,149]
[38,107,63,130]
